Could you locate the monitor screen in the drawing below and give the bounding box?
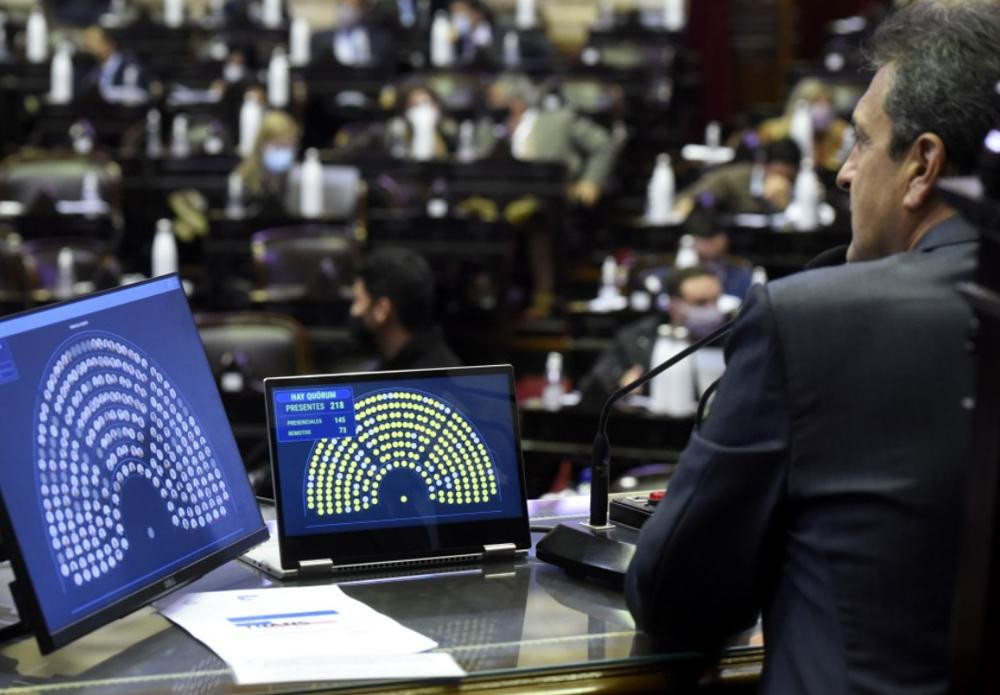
[266,367,529,561]
[0,276,266,652]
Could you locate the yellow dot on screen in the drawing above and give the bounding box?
[401,495,408,503]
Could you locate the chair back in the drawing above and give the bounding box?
[19,237,116,291]
[196,312,313,382]
[251,224,358,300]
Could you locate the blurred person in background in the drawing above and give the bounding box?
[232,110,300,215]
[757,78,850,173]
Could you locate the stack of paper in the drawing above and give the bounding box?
[157,584,465,685]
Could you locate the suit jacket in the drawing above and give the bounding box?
[477,108,621,187]
[626,215,979,694]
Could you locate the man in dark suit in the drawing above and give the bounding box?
[626,2,1000,693]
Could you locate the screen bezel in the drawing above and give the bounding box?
[0,275,268,653]
[264,366,531,569]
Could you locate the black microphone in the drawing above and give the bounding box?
[804,244,849,270]
[587,318,735,527]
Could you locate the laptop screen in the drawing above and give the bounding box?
[266,367,530,562]
[0,276,266,651]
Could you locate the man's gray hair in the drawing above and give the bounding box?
[866,0,1000,174]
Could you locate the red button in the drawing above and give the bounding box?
[648,490,666,503]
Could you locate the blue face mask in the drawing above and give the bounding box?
[262,146,295,173]
[452,13,471,35]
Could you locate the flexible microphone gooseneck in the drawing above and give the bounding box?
[586,318,735,528]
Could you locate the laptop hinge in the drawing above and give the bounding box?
[298,558,334,575]
[482,543,517,560]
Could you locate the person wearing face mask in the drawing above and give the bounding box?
[231,110,300,216]
[349,247,462,371]
[312,0,393,68]
[449,0,495,66]
[757,78,850,173]
[577,267,726,408]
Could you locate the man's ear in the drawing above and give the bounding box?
[902,132,947,210]
[372,296,393,324]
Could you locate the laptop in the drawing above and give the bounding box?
[241,365,532,578]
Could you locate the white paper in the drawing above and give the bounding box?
[157,584,463,683]
[233,652,465,685]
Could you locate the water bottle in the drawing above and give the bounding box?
[81,169,101,204]
[261,0,282,28]
[289,16,311,66]
[789,100,813,165]
[170,113,190,159]
[662,0,685,31]
[26,5,48,64]
[541,352,565,410]
[49,42,73,104]
[146,109,163,159]
[645,153,675,225]
[408,101,439,161]
[502,31,520,69]
[226,171,245,218]
[751,265,768,285]
[267,46,290,108]
[430,11,454,67]
[790,157,820,231]
[151,218,179,277]
[299,148,324,219]
[456,120,477,163]
[649,325,697,417]
[675,234,698,268]
[515,0,537,30]
[163,0,183,27]
[238,92,263,157]
[56,247,74,299]
[705,121,721,151]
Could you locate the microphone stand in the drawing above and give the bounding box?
[536,319,734,586]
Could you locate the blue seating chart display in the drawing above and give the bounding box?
[271,373,523,536]
[0,277,264,639]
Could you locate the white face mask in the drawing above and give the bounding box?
[262,145,295,173]
[452,12,471,35]
[223,62,245,83]
[682,304,726,340]
[810,102,834,133]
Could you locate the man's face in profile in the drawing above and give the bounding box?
[837,64,910,262]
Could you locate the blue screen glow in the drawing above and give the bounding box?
[0,277,265,636]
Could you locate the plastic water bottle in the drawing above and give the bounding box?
[26,5,48,64]
[645,153,675,225]
[515,0,537,30]
[430,11,454,67]
[663,0,685,31]
[56,247,74,299]
[81,170,100,204]
[502,31,520,69]
[542,352,565,410]
[456,120,477,163]
[299,148,324,219]
[289,16,311,66]
[790,157,820,231]
[170,113,190,159]
[649,325,697,417]
[675,234,698,268]
[238,92,263,157]
[705,121,721,151]
[151,219,179,277]
[261,0,282,28]
[226,171,245,218]
[789,100,813,165]
[163,0,183,27]
[146,109,163,158]
[408,101,439,161]
[49,42,73,104]
[267,46,290,108]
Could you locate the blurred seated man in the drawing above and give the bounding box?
[334,84,458,160]
[674,138,802,220]
[578,267,725,406]
[757,78,850,173]
[477,73,623,317]
[350,246,462,370]
[79,25,150,104]
[312,0,393,68]
[450,0,495,66]
[231,109,300,216]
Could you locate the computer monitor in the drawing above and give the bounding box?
[0,275,267,653]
